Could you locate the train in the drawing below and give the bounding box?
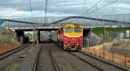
[50,23,83,50]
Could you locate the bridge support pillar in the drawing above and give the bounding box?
[37,30,40,44]
[16,31,24,43]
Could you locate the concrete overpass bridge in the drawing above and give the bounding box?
[0,16,130,43]
[7,25,92,43]
[0,16,130,27]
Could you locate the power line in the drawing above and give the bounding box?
[70,0,118,23]
[87,0,118,15]
[81,0,102,16]
[70,0,102,23]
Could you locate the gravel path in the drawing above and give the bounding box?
[71,52,127,71]
[19,44,41,71]
[0,44,31,70]
[36,44,55,71]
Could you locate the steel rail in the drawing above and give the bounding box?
[69,52,104,71]
[32,44,42,71]
[46,42,59,71]
[0,44,30,60]
[78,51,129,71]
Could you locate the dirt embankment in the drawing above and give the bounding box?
[0,29,17,48]
[95,37,130,50]
[113,42,130,49]
[82,41,130,67]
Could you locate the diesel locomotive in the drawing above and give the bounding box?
[50,23,83,50]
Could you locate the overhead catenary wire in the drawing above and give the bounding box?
[81,0,102,16]
[70,0,102,23]
[87,0,118,15]
[70,0,118,23]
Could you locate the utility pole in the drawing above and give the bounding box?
[44,0,48,25]
[29,0,35,46]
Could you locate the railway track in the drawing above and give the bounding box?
[46,43,59,71]
[0,44,30,60]
[19,44,42,71]
[32,44,42,71]
[47,43,101,71]
[69,51,130,71]
[34,43,130,71]
[35,42,59,71]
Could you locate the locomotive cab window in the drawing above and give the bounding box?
[65,27,73,33]
[74,27,81,32]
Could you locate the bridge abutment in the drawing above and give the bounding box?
[15,31,29,43]
[37,30,40,44]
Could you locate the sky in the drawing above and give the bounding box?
[0,0,130,18]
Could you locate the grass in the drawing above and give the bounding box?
[92,27,130,35]
[2,32,12,35]
[92,27,130,40]
[0,29,16,47]
[4,62,20,71]
[3,40,12,44]
[92,27,104,35]
[88,52,93,55]
[98,55,102,58]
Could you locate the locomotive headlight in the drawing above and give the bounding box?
[77,44,78,45]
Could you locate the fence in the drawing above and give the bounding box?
[82,45,130,67]
[0,42,22,53]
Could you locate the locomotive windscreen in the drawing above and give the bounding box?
[65,27,73,33]
[74,27,81,32]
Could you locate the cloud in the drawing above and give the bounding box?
[5,11,24,17]
[0,0,130,17]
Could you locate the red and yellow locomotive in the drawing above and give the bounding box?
[50,23,83,50]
